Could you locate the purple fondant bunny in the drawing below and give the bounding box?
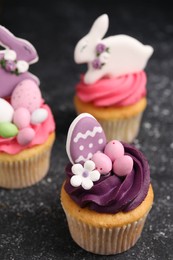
[0,26,39,97]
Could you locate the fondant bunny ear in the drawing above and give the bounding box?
[89,14,109,40]
[66,113,107,164]
[0,26,38,63]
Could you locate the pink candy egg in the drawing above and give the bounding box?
[17,127,35,146]
[113,155,133,176]
[13,107,31,129]
[104,140,124,161]
[92,152,112,174]
[11,79,42,113]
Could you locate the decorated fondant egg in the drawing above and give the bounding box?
[13,107,31,129]
[92,152,112,174]
[66,113,106,164]
[31,108,48,125]
[0,98,14,123]
[11,79,42,113]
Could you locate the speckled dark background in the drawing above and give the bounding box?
[0,0,173,259]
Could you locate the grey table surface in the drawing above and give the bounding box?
[0,0,173,259]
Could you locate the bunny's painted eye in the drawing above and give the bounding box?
[24,45,32,54]
[80,45,87,52]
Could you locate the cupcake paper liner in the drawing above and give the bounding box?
[64,210,148,255]
[0,133,55,189]
[98,112,143,142]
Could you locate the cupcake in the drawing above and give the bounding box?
[73,14,153,142]
[0,25,55,189]
[61,113,154,255]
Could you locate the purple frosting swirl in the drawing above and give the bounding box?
[64,143,150,214]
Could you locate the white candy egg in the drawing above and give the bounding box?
[31,108,48,125]
[0,98,14,123]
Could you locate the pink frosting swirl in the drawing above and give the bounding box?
[0,104,55,154]
[76,71,147,107]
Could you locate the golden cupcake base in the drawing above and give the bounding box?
[98,112,143,142]
[61,184,154,255]
[0,132,55,189]
[74,95,147,143]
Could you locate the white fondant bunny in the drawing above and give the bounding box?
[74,14,154,84]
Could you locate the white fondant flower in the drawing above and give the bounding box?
[70,160,100,190]
[4,49,17,61]
[16,60,29,73]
